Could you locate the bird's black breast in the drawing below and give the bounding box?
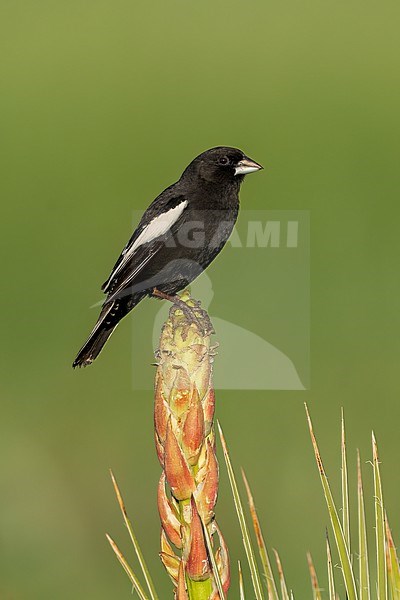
[141,184,239,295]
[103,179,240,299]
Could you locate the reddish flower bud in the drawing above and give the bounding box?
[182,386,205,465]
[154,430,165,466]
[160,551,180,584]
[160,527,175,557]
[215,524,230,595]
[202,387,215,436]
[164,419,196,501]
[194,440,219,524]
[176,560,189,600]
[157,472,182,549]
[186,498,210,581]
[160,528,180,584]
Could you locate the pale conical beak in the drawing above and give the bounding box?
[234,156,263,176]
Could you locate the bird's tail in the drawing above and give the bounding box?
[73,290,147,368]
[73,302,119,368]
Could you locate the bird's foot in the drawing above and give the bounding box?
[152,288,214,336]
[187,301,215,335]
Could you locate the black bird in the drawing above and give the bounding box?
[73,146,262,367]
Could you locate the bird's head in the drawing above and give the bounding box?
[182,146,263,185]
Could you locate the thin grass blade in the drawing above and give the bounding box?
[307,552,322,600]
[106,533,149,600]
[341,409,350,554]
[201,512,226,600]
[385,514,400,599]
[273,549,289,600]
[110,470,159,600]
[242,469,279,600]
[357,450,370,600]
[372,432,387,600]
[217,421,264,600]
[239,560,246,600]
[386,544,394,600]
[304,404,358,600]
[326,532,336,600]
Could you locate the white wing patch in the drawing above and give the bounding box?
[108,200,188,284]
[127,200,187,254]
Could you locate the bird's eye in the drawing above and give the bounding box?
[219,156,229,165]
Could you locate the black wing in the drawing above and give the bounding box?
[102,192,188,299]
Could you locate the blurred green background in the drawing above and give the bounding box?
[1,1,400,597]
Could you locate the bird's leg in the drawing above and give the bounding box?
[152,288,214,335]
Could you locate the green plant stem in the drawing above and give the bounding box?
[186,578,213,600]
